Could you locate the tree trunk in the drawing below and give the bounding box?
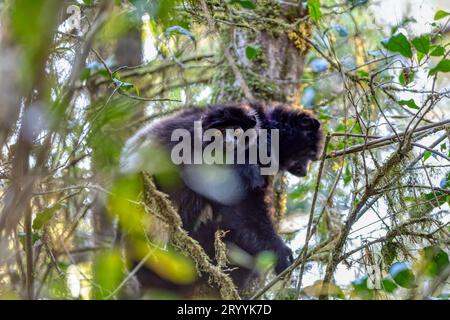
[214,1,310,104]
[91,26,143,246]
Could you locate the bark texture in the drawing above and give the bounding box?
[214,1,310,104]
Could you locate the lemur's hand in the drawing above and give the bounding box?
[273,242,294,274]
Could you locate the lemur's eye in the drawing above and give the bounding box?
[300,117,314,128]
[300,117,320,130]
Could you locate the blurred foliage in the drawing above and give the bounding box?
[0,0,448,300]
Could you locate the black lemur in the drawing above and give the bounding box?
[120,102,324,293]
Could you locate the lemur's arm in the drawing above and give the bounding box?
[218,188,293,274]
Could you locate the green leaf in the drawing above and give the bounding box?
[18,232,41,248]
[382,278,398,293]
[423,150,431,161]
[411,35,430,54]
[430,46,445,56]
[92,249,124,299]
[389,262,416,288]
[32,204,63,230]
[429,59,450,76]
[304,281,345,299]
[356,70,369,79]
[434,10,450,20]
[417,51,425,64]
[255,251,276,272]
[82,60,113,80]
[139,0,179,27]
[229,0,256,9]
[343,164,352,185]
[10,0,60,78]
[423,191,448,207]
[165,26,196,45]
[307,0,322,22]
[381,33,413,58]
[351,276,374,299]
[97,69,110,78]
[245,45,261,60]
[421,246,449,278]
[80,68,92,81]
[399,70,415,85]
[399,99,419,110]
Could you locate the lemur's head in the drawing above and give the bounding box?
[267,105,324,177]
[200,104,263,150]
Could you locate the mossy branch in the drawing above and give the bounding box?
[141,172,240,300]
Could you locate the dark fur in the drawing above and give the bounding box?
[122,102,323,295]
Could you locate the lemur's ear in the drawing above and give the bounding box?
[202,105,259,130]
[200,107,228,129]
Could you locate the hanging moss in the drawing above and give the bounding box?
[255,0,281,19]
[287,21,312,53]
[214,230,229,269]
[381,238,400,268]
[141,172,240,299]
[273,174,288,229]
[246,71,280,101]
